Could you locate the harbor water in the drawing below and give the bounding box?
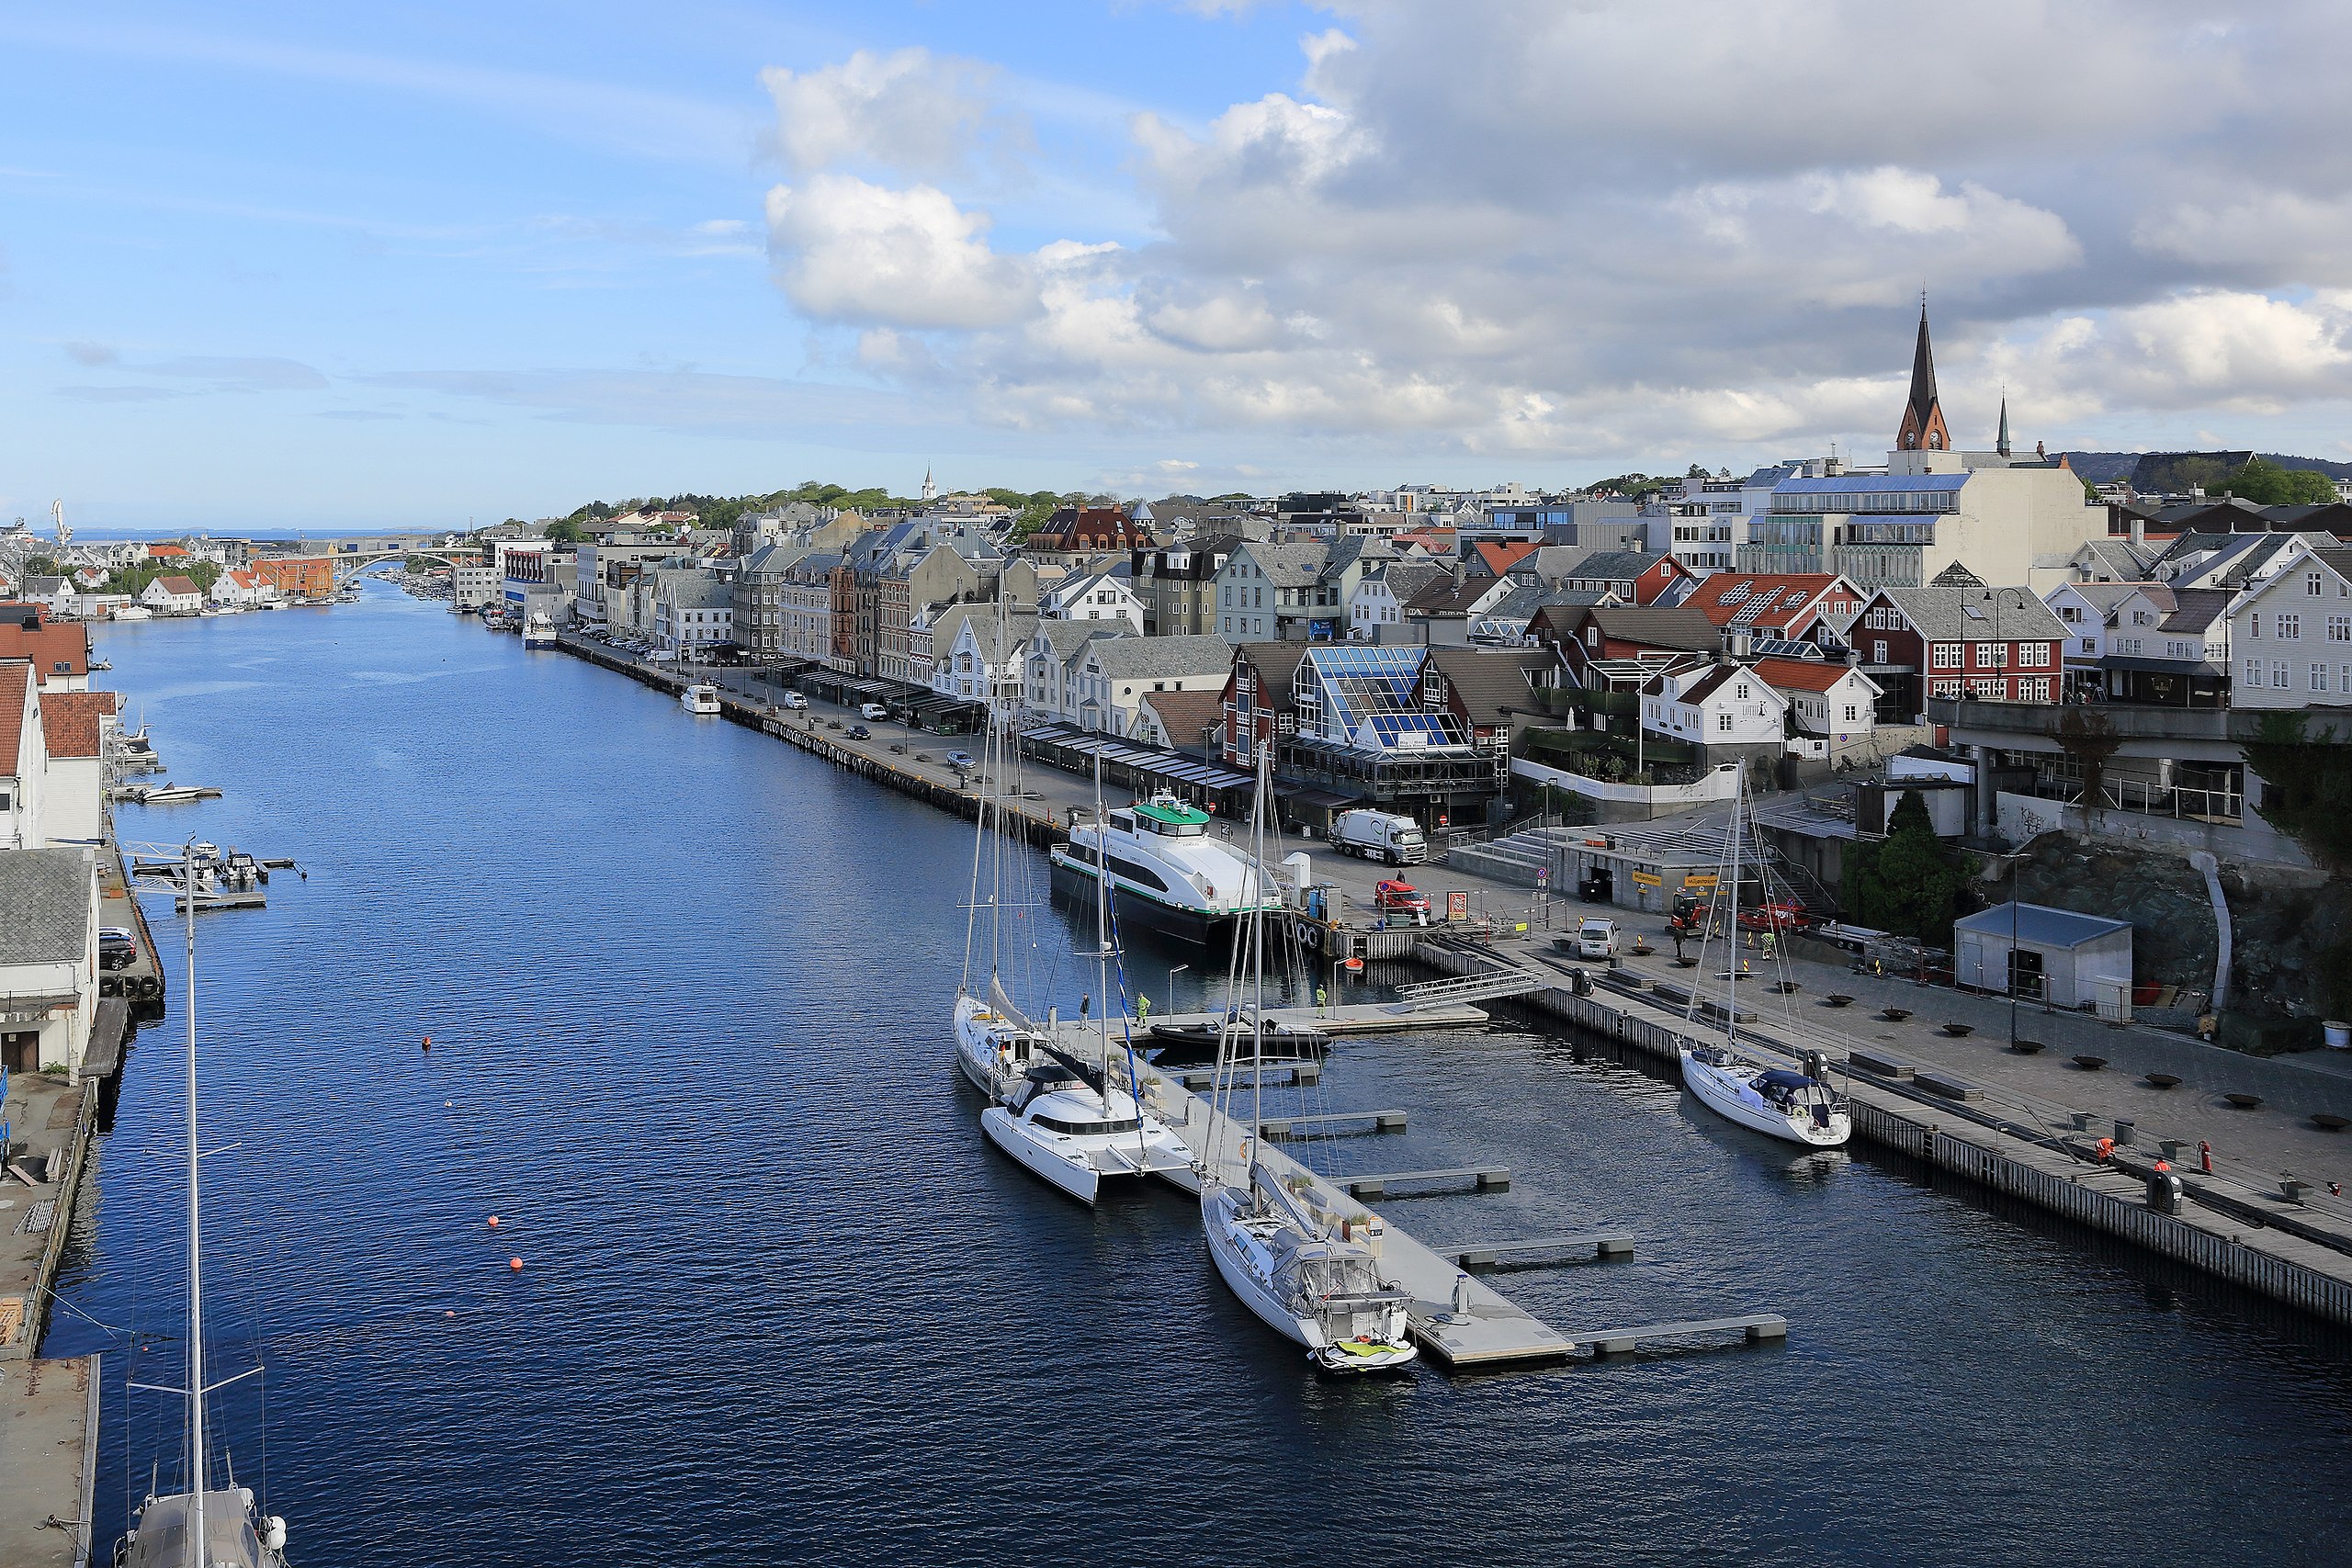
[51,587,2352,1566]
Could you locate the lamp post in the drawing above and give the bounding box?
[1168,962,1189,1004]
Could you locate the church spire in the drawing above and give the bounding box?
[1896,295,1951,453]
[1996,388,2011,457]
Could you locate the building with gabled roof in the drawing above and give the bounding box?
[1849,583,2068,718]
[1680,571,1863,645]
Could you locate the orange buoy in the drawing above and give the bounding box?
[487,1216,500,1228]
[508,1257,524,1271]
[444,1310,456,1319]
[421,1035,432,1051]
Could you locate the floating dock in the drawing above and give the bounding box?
[1049,1019,1577,1368]
[1148,999,1491,1037]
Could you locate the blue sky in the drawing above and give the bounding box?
[9,2,2352,531]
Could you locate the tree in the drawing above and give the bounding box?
[2243,711,2352,869]
[547,517,583,544]
[1844,790,1962,942]
[2055,707,2123,810]
[2220,457,2337,507]
[24,555,59,577]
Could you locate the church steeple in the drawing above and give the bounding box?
[1896,297,1951,453]
[1996,389,2011,458]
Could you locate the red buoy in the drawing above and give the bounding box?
[508,1257,524,1271]
[486,1216,500,1229]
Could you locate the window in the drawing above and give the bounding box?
[2279,614,2301,639]
[2274,660,2290,688]
[2017,678,2050,702]
[1931,643,1960,670]
[2244,656,2262,685]
[2313,664,2330,693]
[2132,610,2152,626]
[1872,639,1889,664]
[2081,637,2097,654]
[2310,572,2325,596]
[2331,615,2351,643]
[1969,677,2006,698]
[2250,613,2261,637]
[1735,682,1750,699]
[1930,679,1962,698]
[2060,604,2080,623]
[1978,643,2007,669]
[1842,705,1858,722]
[1717,711,1733,732]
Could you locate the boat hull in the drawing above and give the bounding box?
[1048,856,1265,948]
[980,1107,1102,1203]
[1203,1190,1321,1351]
[1679,1051,1850,1147]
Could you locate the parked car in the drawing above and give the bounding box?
[1373,879,1430,925]
[1736,900,1810,932]
[779,691,808,709]
[1574,916,1620,959]
[860,702,890,721]
[847,725,871,739]
[944,750,976,771]
[99,929,138,971]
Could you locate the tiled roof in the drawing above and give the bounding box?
[0,622,89,683]
[1683,573,1849,626]
[1753,657,1861,694]
[1090,633,1234,681]
[1555,549,1666,584]
[39,690,119,759]
[1472,540,1541,578]
[1140,687,1225,750]
[1879,585,2069,641]
[153,575,201,596]
[1238,543,1329,589]
[2160,588,2233,636]
[0,663,28,773]
[0,847,94,967]
[1580,605,1723,652]
[1423,647,1550,725]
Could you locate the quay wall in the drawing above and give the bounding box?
[1409,940,2352,1329]
[560,639,2352,1328]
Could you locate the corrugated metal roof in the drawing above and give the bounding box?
[1953,901,2132,948]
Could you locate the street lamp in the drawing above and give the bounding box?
[1168,962,1189,1002]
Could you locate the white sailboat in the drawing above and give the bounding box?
[979,753,1191,1201]
[955,604,1046,1100]
[118,844,290,1568]
[1676,773,1850,1148]
[1199,742,1417,1374]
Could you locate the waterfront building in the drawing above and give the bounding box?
[207,569,276,609]
[573,537,679,629]
[1213,537,1391,641]
[0,846,100,1076]
[139,575,205,615]
[0,662,47,848]
[1639,661,1790,762]
[876,539,994,684]
[1038,558,1144,630]
[1753,657,1883,742]
[0,615,92,691]
[2224,544,2352,711]
[777,551,842,665]
[37,689,118,843]
[1021,620,1120,727]
[1847,582,2069,720]
[935,610,1037,703]
[253,555,335,600]
[1347,560,1451,643]
[1065,633,1233,736]
[650,568,733,654]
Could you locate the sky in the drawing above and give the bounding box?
[7,2,2352,531]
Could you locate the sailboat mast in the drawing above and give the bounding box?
[183,843,209,1562]
[1724,772,1744,1046]
[1250,741,1267,1161]
[1091,751,1111,1096]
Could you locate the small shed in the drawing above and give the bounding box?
[1952,902,2133,1019]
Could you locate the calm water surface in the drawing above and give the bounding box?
[52,587,2352,1566]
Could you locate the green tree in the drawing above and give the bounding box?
[2243,711,2352,869]
[2220,457,2338,506]
[24,555,59,577]
[1844,790,1963,942]
[546,516,583,544]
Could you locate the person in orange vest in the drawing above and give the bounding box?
[2096,1136,2116,1163]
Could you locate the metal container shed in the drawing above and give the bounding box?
[1952,902,2134,1019]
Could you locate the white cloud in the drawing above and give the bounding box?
[765,175,1038,330]
[762,49,1016,180]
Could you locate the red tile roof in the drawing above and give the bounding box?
[0,663,29,773]
[1682,573,1854,626]
[148,544,189,558]
[39,690,119,759]
[1473,540,1542,577]
[1753,657,1856,694]
[0,622,89,684]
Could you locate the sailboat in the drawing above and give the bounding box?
[118,844,290,1567]
[980,753,1192,1201]
[1198,742,1417,1374]
[1676,772,1850,1148]
[954,602,1047,1100]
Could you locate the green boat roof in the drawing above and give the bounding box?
[1134,799,1211,826]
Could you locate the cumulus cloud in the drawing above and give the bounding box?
[765,175,1036,330]
[762,48,1018,180]
[751,2,2352,466]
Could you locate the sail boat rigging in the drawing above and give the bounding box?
[118,842,289,1567]
[978,750,1190,1202]
[954,595,1048,1100]
[1198,742,1416,1374]
[1675,771,1850,1148]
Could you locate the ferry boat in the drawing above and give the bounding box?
[522,614,556,649]
[1048,794,1283,946]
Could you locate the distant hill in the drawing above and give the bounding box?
[2059,450,2352,488]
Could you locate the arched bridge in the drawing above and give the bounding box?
[328,547,482,585]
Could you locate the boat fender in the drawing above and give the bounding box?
[1306,924,1325,954]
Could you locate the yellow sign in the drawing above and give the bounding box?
[1684,874,1719,889]
[1631,870,1662,888]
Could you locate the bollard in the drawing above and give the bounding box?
[1449,1272,1473,1323]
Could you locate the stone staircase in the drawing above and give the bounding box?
[1445,826,1585,887]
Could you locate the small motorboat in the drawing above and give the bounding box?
[680,683,720,715]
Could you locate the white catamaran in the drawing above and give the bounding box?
[1199,742,1417,1374]
[953,610,1050,1100]
[1676,773,1850,1148]
[119,844,291,1568]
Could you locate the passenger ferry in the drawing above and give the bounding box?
[1048,793,1283,946]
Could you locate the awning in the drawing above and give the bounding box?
[2098,654,2223,678]
[1281,787,1359,810]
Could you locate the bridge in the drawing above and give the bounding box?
[324,547,481,586]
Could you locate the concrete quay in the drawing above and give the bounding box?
[1417,931,2352,1327]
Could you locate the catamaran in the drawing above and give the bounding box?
[979,752,1191,1201]
[955,604,1051,1100]
[1675,773,1850,1148]
[118,844,291,1567]
[1199,741,1418,1374]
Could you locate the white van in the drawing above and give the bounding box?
[1575,917,1620,960]
[779,692,808,709]
[1329,808,1427,865]
[860,702,890,721]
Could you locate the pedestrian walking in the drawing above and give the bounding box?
[1316,985,1328,1018]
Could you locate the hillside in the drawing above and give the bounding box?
[2059,450,2352,487]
